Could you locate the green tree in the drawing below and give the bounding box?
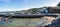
[57,2,60,6]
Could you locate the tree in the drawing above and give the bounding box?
[57,2,60,6]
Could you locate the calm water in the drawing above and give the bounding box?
[0,18,49,27]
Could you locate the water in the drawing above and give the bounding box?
[0,17,53,27]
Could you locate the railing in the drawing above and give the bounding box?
[0,12,60,16]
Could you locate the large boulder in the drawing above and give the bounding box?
[46,18,60,27]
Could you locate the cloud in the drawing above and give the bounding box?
[0,0,11,3]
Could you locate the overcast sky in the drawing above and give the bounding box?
[0,0,60,12]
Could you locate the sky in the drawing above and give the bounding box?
[0,0,60,12]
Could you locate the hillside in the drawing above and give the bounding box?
[13,7,48,14]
